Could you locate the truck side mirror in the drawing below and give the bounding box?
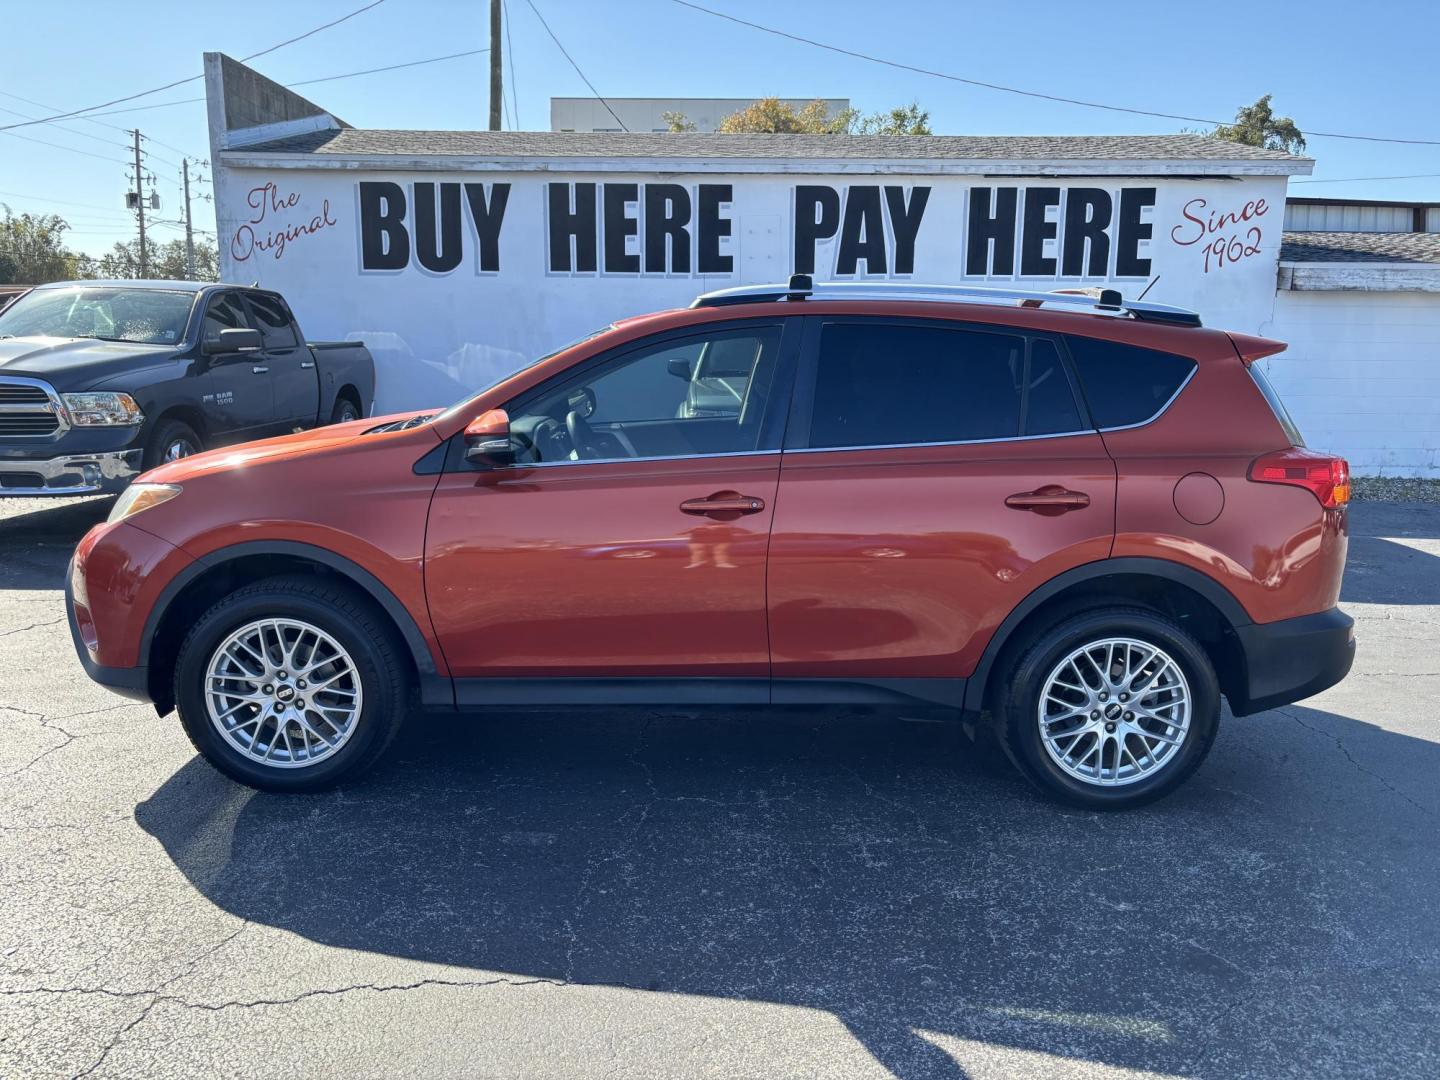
[464,408,515,467]
[203,327,263,355]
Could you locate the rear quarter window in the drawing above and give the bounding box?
[1064,335,1197,429]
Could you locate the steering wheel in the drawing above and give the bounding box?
[566,409,600,459]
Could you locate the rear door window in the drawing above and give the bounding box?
[244,292,299,348]
[1064,335,1196,429]
[803,321,1084,450]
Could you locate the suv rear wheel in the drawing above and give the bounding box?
[173,575,409,792]
[995,607,1220,809]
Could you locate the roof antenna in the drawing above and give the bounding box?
[1136,275,1159,301]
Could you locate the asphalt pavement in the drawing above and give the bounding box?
[1,495,1436,1079]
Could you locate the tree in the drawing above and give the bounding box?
[855,102,932,136]
[1212,94,1306,153]
[661,110,696,133]
[0,207,93,284]
[95,237,219,282]
[718,97,859,134]
[715,97,933,135]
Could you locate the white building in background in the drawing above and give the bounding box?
[204,53,1440,477]
[550,97,850,133]
[1271,199,1440,477]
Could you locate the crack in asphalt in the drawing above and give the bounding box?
[1281,707,1437,819]
[0,615,65,638]
[1,704,142,779]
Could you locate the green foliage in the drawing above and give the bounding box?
[94,237,219,282]
[661,110,697,133]
[1212,94,1306,153]
[0,207,94,284]
[855,102,932,136]
[718,97,857,134]
[717,97,933,135]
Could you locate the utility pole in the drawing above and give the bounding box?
[130,129,148,278]
[181,159,196,281]
[489,0,503,131]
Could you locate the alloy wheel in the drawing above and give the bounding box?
[204,617,364,768]
[1037,636,1191,787]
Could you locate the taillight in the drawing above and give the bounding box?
[1249,449,1350,508]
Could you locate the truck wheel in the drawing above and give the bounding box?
[330,396,361,424]
[994,607,1220,809]
[172,575,409,793]
[144,418,202,470]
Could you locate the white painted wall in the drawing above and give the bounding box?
[1264,289,1440,476]
[213,165,1289,415]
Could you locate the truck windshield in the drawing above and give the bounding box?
[0,287,195,346]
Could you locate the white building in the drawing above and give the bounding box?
[204,54,1440,478]
[550,97,850,133]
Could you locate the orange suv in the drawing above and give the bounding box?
[66,278,1354,807]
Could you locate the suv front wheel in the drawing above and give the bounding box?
[996,607,1220,809]
[173,575,409,792]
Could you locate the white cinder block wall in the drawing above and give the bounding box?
[1264,290,1440,477]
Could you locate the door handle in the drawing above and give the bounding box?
[251,365,269,374]
[680,491,766,517]
[300,361,315,369]
[1005,485,1090,514]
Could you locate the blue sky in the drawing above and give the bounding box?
[3,0,1436,258]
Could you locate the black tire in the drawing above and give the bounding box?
[173,575,409,793]
[330,396,362,425]
[994,606,1220,809]
[143,418,202,471]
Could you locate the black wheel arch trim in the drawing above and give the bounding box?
[963,556,1252,714]
[141,540,451,706]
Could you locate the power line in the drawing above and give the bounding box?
[0,189,134,215]
[1291,173,1440,185]
[504,0,520,128]
[289,47,487,88]
[74,48,491,120]
[523,0,627,132]
[667,0,1440,148]
[0,128,127,164]
[0,104,130,150]
[0,0,388,132]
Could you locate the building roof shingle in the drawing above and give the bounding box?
[232,128,1310,165]
[1280,232,1440,264]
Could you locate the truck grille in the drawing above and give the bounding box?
[0,378,63,437]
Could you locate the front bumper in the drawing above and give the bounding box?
[65,556,152,702]
[0,449,142,496]
[1230,607,1355,716]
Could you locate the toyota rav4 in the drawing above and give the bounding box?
[66,279,1354,808]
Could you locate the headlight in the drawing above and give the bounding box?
[63,392,145,426]
[108,483,181,524]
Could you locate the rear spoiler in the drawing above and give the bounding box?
[1227,332,1286,365]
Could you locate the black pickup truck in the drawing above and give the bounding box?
[0,280,374,496]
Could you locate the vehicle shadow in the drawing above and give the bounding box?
[0,496,112,590]
[135,704,1440,1078]
[1342,500,1440,605]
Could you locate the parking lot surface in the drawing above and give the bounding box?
[1,495,1436,1079]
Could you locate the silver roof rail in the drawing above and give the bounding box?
[691,275,1202,327]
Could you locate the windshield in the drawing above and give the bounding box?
[0,287,195,345]
[433,325,616,426]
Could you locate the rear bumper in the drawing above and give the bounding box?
[1230,607,1355,716]
[0,449,142,496]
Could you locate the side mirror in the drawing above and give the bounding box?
[464,408,515,466]
[203,327,263,355]
[666,357,692,381]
